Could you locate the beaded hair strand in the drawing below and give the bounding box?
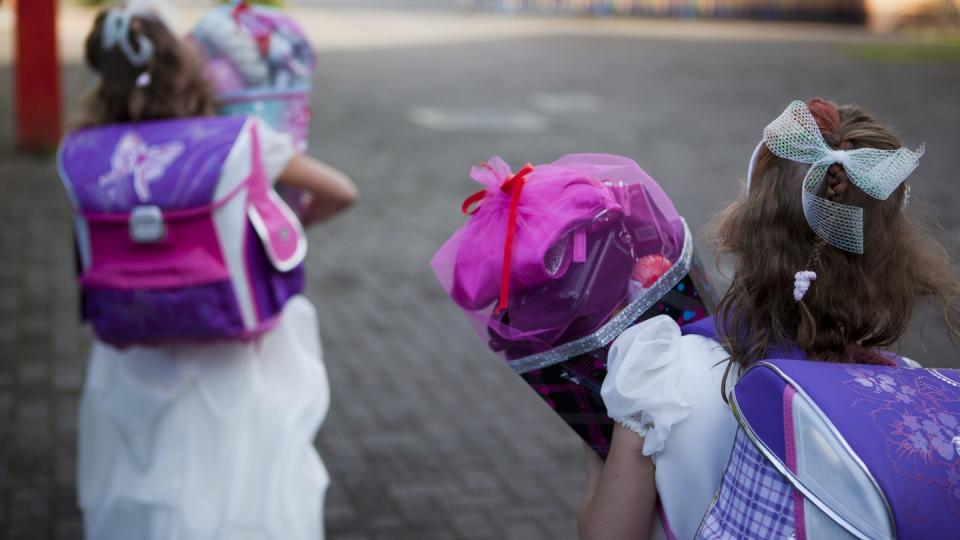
[796,99,851,350]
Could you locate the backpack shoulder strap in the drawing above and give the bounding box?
[680,315,719,340]
[244,120,307,272]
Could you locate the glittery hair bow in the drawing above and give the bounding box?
[102,8,155,68]
[748,100,924,254]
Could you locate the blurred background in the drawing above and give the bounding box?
[1,0,958,538]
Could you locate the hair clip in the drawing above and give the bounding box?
[102,8,155,67]
[793,270,817,302]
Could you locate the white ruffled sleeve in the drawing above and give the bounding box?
[601,315,692,458]
[252,118,296,185]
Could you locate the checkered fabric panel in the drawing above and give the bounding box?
[696,428,796,539]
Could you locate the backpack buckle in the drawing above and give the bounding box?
[129,205,166,244]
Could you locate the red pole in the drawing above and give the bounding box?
[15,0,62,150]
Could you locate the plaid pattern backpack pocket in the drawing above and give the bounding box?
[697,428,796,539]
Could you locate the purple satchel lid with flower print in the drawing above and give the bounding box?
[714,359,960,540]
[684,318,960,540]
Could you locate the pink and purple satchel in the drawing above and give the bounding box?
[58,115,306,346]
[683,318,960,540]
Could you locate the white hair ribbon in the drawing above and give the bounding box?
[102,8,154,68]
[746,100,924,254]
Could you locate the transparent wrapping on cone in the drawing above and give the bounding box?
[432,154,686,364]
[191,4,316,216]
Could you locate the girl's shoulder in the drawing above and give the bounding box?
[607,315,728,375]
[601,315,730,457]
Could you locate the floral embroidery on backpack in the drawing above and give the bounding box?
[843,365,960,518]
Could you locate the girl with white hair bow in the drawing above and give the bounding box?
[578,98,959,540]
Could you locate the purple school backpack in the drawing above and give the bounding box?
[191,1,315,216]
[683,320,960,540]
[58,115,306,346]
[191,2,314,152]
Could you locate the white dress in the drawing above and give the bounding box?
[601,315,738,540]
[77,121,330,540]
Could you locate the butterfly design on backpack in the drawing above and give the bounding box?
[98,131,184,202]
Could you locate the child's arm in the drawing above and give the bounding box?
[578,424,657,540]
[277,155,358,225]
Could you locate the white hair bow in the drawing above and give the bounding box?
[102,8,154,68]
[748,100,924,254]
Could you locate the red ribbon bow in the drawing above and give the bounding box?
[460,163,535,314]
[231,1,273,55]
[231,0,250,18]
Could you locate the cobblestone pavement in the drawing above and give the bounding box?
[2,6,959,539]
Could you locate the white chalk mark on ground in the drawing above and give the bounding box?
[530,92,603,114]
[407,106,550,133]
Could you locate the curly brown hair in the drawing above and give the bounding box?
[713,98,960,368]
[77,9,216,127]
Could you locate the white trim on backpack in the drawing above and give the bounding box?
[57,144,93,272]
[214,119,258,331]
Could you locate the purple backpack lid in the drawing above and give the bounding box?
[735,359,960,539]
[59,116,248,213]
[685,317,960,537]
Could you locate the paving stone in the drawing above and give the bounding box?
[451,509,499,538]
[8,531,49,540]
[457,467,504,492]
[0,293,19,318]
[0,325,16,349]
[14,361,49,391]
[325,494,358,527]
[15,397,48,426]
[0,394,11,421]
[327,528,373,540]
[374,530,451,540]
[8,488,50,536]
[55,447,77,488]
[394,497,449,527]
[501,519,548,540]
[55,518,84,539]
[326,533,372,540]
